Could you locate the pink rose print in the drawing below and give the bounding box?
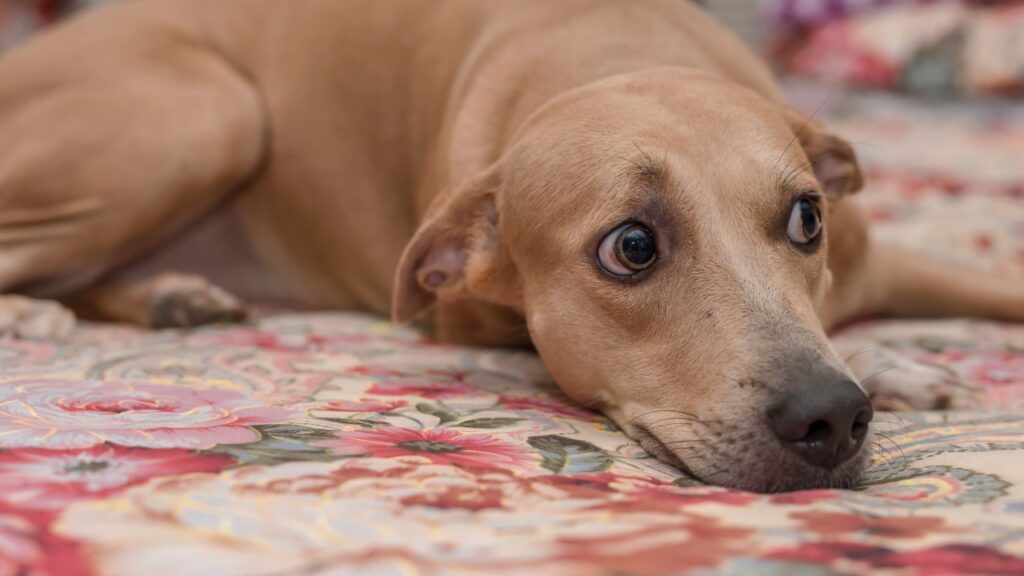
[791,511,953,540]
[0,505,87,576]
[196,328,375,351]
[319,427,532,470]
[0,379,292,449]
[877,544,1024,574]
[346,365,407,377]
[965,353,1024,387]
[0,445,233,510]
[768,542,1024,575]
[366,380,484,399]
[0,509,44,576]
[319,399,407,413]
[498,394,596,420]
[769,489,841,505]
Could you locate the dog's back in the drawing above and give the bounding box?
[0,0,776,313]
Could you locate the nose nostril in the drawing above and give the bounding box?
[801,420,832,444]
[769,376,872,470]
[850,408,872,442]
[851,421,868,442]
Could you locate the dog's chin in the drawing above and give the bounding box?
[635,427,871,493]
[706,446,870,493]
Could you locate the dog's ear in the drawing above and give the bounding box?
[782,107,863,199]
[392,166,518,324]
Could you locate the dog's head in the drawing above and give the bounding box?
[393,69,873,492]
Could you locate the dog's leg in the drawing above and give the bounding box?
[0,5,266,338]
[862,243,1024,323]
[0,295,76,340]
[66,273,248,329]
[839,344,979,410]
[832,241,1022,409]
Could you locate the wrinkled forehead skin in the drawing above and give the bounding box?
[502,71,833,382]
[493,70,856,487]
[502,69,824,287]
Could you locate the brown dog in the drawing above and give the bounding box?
[0,0,1021,492]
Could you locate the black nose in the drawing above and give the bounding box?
[769,374,873,470]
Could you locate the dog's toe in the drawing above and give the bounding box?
[848,348,980,411]
[0,295,76,341]
[148,276,248,329]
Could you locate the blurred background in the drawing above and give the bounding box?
[710,0,1024,99]
[5,0,1022,98]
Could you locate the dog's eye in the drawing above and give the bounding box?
[787,198,823,247]
[598,223,657,277]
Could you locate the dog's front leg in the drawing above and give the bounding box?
[66,273,248,329]
[0,3,268,340]
[0,273,249,340]
[838,343,979,411]
[0,296,76,340]
[831,241,1023,409]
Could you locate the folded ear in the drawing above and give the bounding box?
[391,166,518,323]
[782,107,864,199]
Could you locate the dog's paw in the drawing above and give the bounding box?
[148,275,248,329]
[847,348,979,411]
[0,295,76,340]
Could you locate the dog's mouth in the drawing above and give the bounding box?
[632,424,689,470]
[630,421,871,493]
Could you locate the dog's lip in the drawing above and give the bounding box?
[631,424,693,474]
[631,421,870,492]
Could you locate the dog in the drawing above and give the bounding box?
[0,0,1021,492]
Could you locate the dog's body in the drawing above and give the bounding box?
[1,0,1022,491]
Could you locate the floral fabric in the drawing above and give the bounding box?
[2,2,1024,571]
[761,0,1024,27]
[762,0,929,27]
[768,1,1024,97]
[0,83,1019,575]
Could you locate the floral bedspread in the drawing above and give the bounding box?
[0,72,1023,576]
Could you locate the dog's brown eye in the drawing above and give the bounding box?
[598,223,657,277]
[787,198,823,247]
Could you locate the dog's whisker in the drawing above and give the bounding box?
[618,154,646,174]
[843,345,881,364]
[780,159,817,190]
[771,86,836,173]
[658,437,709,446]
[642,413,708,423]
[873,429,908,463]
[642,422,705,432]
[873,410,910,435]
[631,408,702,419]
[858,364,899,388]
[869,440,897,469]
[849,140,886,152]
[867,433,908,480]
[628,409,705,427]
[641,419,702,431]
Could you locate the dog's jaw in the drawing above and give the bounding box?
[628,417,871,493]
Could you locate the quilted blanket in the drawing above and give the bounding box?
[1,77,1023,576]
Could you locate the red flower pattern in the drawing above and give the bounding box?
[0,27,1018,573]
[0,445,234,510]
[318,427,533,469]
[318,399,408,413]
[498,394,596,419]
[366,380,484,399]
